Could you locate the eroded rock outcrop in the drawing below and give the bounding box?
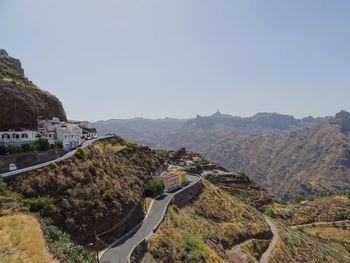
[0,49,67,131]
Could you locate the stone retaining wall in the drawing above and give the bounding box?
[0,149,64,173]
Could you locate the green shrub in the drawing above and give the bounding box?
[145,180,165,197]
[263,206,275,218]
[43,218,95,263]
[21,143,35,152]
[35,137,50,151]
[75,148,86,160]
[181,233,208,261]
[110,135,126,145]
[22,196,56,216]
[204,173,217,181]
[0,179,10,194]
[6,145,21,154]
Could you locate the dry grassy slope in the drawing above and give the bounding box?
[11,137,161,244]
[300,222,350,261]
[144,180,272,263]
[272,196,350,226]
[162,119,350,200]
[207,173,272,208]
[0,49,66,130]
[269,220,349,263]
[0,213,56,263]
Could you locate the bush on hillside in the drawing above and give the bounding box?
[21,143,35,152]
[22,196,56,216]
[42,218,95,263]
[0,179,10,194]
[145,180,165,197]
[35,137,50,151]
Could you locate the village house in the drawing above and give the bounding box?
[38,118,83,151]
[1,117,84,151]
[152,168,189,192]
[37,119,57,144]
[152,173,180,192]
[0,130,38,147]
[55,123,82,151]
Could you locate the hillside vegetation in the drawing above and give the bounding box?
[205,173,272,208]
[144,180,272,263]
[0,49,66,130]
[0,213,56,263]
[269,220,349,263]
[299,222,350,261]
[271,195,350,226]
[10,136,161,244]
[158,112,350,200]
[143,179,350,263]
[93,110,350,200]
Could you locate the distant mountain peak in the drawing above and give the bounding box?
[211,109,223,117]
[331,110,350,133]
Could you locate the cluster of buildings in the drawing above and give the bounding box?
[0,118,96,151]
[152,165,189,192]
[38,118,83,150]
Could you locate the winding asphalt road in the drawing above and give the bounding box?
[99,174,201,263]
[0,136,111,178]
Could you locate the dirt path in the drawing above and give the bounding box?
[260,216,278,263]
[290,219,350,229]
[226,244,246,263]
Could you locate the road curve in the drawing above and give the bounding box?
[0,136,111,178]
[260,216,278,263]
[100,174,201,263]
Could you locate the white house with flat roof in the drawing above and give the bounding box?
[0,130,38,147]
[55,123,82,151]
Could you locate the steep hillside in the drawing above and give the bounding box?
[205,173,272,208]
[95,111,347,200]
[144,180,272,263]
[272,195,350,226]
[268,220,349,263]
[156,112,350,200]
[10,136,161,244]
[0,49,66,130]
[298,222,350,262]
[143,180,349,263]
[0,213,56,263]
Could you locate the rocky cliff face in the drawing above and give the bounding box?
[0,49,67,131]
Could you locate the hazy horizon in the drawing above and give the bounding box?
[1,0,350,121]
[96,109,338,122]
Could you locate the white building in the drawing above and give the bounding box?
[38,119,56,144]
[0,130,38,147]
[55,123,82,151]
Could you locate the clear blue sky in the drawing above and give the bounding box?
[1,0,350,121]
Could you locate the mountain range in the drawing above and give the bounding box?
[93,110,350,200]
